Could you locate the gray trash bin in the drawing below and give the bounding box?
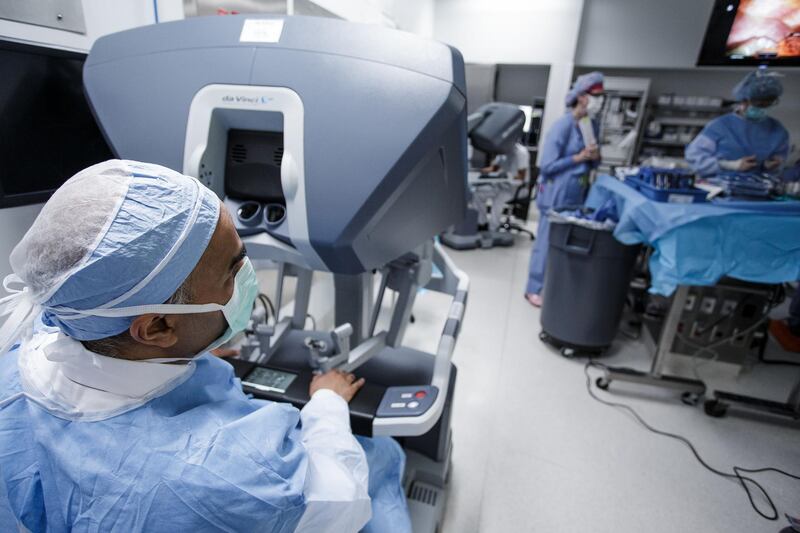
[539,210,640,355]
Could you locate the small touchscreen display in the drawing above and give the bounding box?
[243,367,297,394]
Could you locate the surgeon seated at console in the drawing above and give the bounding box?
[475,141,530,231]
[0,160,411,532]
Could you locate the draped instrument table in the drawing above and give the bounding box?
[585,175,800,419]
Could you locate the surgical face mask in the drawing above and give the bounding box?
[745,105,768,121]
[197,257,260,353]
[585,94,604,117]
[53,257,260,362]
[147,258,260,363]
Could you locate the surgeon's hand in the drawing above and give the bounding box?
[719,155,758,172]
[764,156,783,171]
[210,347,239,358]
[310,369,365,402]
[574,145,600,163]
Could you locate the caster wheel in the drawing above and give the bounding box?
[595,377,610,390]
[539,332,549,343]
[681,392,701,406]
[560,347,575,359]
[704,399,728,418]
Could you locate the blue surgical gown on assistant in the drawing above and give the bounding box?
[685,112,789,177]
[0,352,408,532]
[526,112,599,295]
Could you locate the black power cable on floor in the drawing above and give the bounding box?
[584,361,800,522]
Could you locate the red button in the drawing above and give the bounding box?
[415,391,426,399]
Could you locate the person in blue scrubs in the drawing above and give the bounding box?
[0,161,411,533]
[685,68,789,177]
[525,72,604,307]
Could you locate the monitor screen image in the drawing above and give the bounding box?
[728,0,800,59]
[0,40,114,208]
[698,0,800,66]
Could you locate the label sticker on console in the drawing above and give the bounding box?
[240,19,284,43]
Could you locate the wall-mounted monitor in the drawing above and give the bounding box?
[0,40,114,208]
[698,0,800,66]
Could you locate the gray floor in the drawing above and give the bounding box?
[400,234,800,533]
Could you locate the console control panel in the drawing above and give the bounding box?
[376,386,438,418]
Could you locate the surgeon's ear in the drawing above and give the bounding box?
[129,314,179,348]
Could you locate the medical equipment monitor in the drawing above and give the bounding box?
[698,0,800,66]
[242,367,298,394]
[0,40,114,208]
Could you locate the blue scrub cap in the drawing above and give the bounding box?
[6,160,220,341]
[565,71,604,106]
[732,69,783,102]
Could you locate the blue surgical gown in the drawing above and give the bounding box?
[0,352,409,532]
[526,112,599,295]
[685,113,789,177]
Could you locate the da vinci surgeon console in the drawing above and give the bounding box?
[84,15,470,532]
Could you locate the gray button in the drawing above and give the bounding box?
[400,393,412,399]
[407,401,420,408]
[390,402,406,408]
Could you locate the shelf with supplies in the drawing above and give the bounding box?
[652,104,730,114]
[598,76,651,167]
[655,116,713,127]
[634,95,731,164]
[641,138,691,148]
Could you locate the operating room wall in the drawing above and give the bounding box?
[574,0,716,68]
[433,0,585,159]
[464,63,550,114]
[465,64,496,114]
[494,64,550,106]
[575,66,800,160]
[375,0,434,37]
[309,0,389,25]
[433,0,583,64]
